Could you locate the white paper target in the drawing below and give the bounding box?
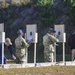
[55,25,65,42]
[26,24,38,43]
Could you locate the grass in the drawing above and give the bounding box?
[0,66,75,75]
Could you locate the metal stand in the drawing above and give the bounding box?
[25,33,28,63]
[63,42,65,65]
[34,33,38,66]
[63,33,66,65]
[2,42,4,67]
[2,32,5,67]
[26,48,28,63]
[54,44,56,62]
[34,43,37,65]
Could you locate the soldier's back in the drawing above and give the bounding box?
[15,36,23,48]
[43,33,51,46]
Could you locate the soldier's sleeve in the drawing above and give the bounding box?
[48,34,59,43]
[43,35,47,45]
[22,38,28,47]
[43,36,45,45]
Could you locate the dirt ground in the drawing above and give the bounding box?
[0,66,75,75]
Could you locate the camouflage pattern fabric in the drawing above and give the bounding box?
[43,33,59,62]
[15,36,28,64]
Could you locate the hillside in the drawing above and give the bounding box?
[0,1,75,75]
[0,0,75,62]
[1,0,68,43]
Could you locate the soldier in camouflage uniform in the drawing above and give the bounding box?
[15,29,28,64]
[43,28,59,62]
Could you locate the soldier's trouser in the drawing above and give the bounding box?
[44,51,52,62]
[15,48,26,64]
[15,54,26,64]
[72,49,75,61]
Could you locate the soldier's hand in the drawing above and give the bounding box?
[27,44,29,47]
[12,55,16,60]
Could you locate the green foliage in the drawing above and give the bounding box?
[39,6,55,28]
[65,1,75,25]
[31,0,51,6]
[37,0,51,6]
[31,0,55,28]
[31,0,38,4]
[0,5,20,23]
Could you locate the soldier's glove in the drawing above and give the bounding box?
[26,44,29,48]
[12,55,16,60]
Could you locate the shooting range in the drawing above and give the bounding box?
[26,24,38,43]
[55,25,65,42]
[1,24,75,69]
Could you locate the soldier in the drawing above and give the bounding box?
[0,38,16,64]
[15,29,28,64]
[5,38,16,60]
[43,28,59,62]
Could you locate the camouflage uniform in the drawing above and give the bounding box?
[43,33,59,62]
[15,36,28,64]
